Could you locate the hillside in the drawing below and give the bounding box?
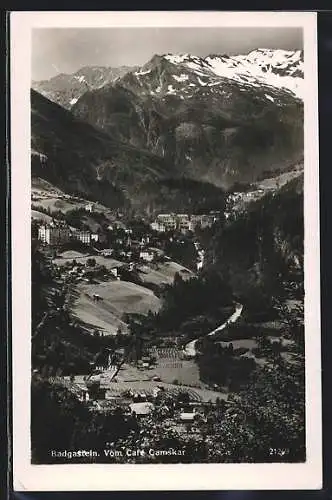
[31,89,226,213]
[204,173,304,311]
[72,280,161,336]
[72,50,304,188]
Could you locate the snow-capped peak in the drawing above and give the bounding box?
[162,48,304,99]
[164,53,191,64]
[234,48,303,75]
[73,74,87,84]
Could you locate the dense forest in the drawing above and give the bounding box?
[205,174,304,315]
[156,270,233,333]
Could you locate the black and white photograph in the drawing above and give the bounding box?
[11,11,321,491]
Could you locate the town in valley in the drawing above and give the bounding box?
[31,28,306,464]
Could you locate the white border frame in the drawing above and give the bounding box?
[11,11,321,491]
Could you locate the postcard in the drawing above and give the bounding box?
[11,10,321,490]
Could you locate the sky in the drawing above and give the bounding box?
[32,27,303,81]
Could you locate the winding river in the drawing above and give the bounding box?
[183,303,243,357]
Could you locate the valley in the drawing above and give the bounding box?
[31,44,305,465]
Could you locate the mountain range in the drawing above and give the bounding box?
[33,48,303,108]
[118,48,303,98]
[31,48,304,211]
[31,89,226,214]
[32,65,137,109]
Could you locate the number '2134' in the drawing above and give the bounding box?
[269,448,290,457]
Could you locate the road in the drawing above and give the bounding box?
[183,303,243,357]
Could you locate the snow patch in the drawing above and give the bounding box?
[135,69,152,76]
[167,85,176,94]
[264,94,275,102]
[172,74,189,82]
[164,53,190,64]
[161,49,303,99]
[197,76,208,86]
[205,49,303,99]
[207,80,222,87]
[74,75,86,84]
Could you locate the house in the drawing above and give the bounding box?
[151,212,219,234]
[189,215,200,231]
[95,363,106,372]
[75,230,91,245]
[114,348,125,361]
[110,264,124,278]
[92,293,103,302]
[176,214,193,233]
[128,262,135,272]
[38,223,71,246]
[101,249,113,257]
[156,214,177,231]
[179,412,197,423]
[85,203,94,213]
[130,239,141,249]
[177,214,189,223]
[139,249,155,262]
[200,214,216,229]
[105,392,126,403]
[110,267,119,278]
[77,387,90,403]
[151,221,166,232]
[152,386,162,398]
[180,221,194,233]
[196,249,205,271]
[129,402,154,416]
